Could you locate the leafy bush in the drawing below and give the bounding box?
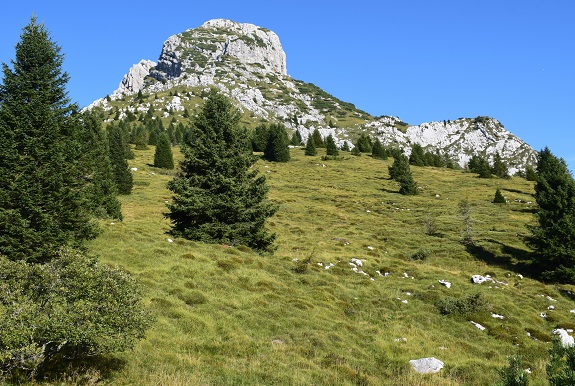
[435,293,490,316]
[497,355,529,386]
[409,248,431,261]
[547,336,575,385]
[0,249,152,381]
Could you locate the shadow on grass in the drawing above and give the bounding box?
[503,188,533,195]
[36,355,127,384]
[465,241,539,279]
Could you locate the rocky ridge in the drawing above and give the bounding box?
[90,18,537,173]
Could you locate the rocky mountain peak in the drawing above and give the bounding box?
[148,18,287,83]
[89,19,537,173]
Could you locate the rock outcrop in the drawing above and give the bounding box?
[89,18,537,172]
[113,59,156,96]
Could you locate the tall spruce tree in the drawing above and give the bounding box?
[78,110,123,220]
[409,144,426,166]
[304,136,317,156]
[166,89,277,252]
[389,155,418,195]
[355,133,372,153]
[527,147,575,283]
[311,128,325,148]
[251,123,270,152]
[263,123,290,162]
[290,129,303,146]
[107,123,133,195]
[491,152,510,179]
[0,17,99,262]
[371,138,387,159]
[325,134,339,156]
[154,132,175,169]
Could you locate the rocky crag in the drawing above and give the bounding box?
[90,18,537,174]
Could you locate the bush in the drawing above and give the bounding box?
[435,293,490,316]
[409,248,431,261]
[497,356,529,386]
[0,249,152,381]
[493,188,507,203]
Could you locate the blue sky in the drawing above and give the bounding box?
[1,1,573,169]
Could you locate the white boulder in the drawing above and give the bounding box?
[409,357,444,374]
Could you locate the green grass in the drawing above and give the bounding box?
[80,146,572,385]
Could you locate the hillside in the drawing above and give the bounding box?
[83,146,574,385]
[88,19,537,174]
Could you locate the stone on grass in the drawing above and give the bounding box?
[553,328,575,347]
[409,357,444,374]
[438,280,451,288]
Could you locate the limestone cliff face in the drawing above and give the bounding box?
[113,59,156,96]
[149,19,286,82]
[89,19,537,172]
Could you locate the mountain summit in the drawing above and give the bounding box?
[90,19,536,173]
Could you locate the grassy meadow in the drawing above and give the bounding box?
[82,146,574,385]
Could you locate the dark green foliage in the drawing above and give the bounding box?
[251,124,270,152]
[166,89,277,252]
[0,17,99,263]
[341,141,350,152]
[107,124,133,195]
[527,147,575,283]
[525,166,537,181]
[133,125,148,150]
[325,134,339,156]
[497,356,529,386]
[409,144,426,166]
[304,136,317,156]
[311,128,325,148]
[493,188,507,204]
[435,293,490,316]
[492,152,510,179]
[264,123,290,162]
[410,248,431,261]
[0,249,152,381]
[78,111,123,220]
[389,155,418,195]
[370,138,387,159]
[351,146,361,156]
[154,132,175,169]
[355,133,372,153]
[468,154,492,178]
[547,336,575,385]
[290,129,303,146]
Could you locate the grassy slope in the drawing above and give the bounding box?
[86,146,573,385]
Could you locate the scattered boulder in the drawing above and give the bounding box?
[438,280,451,288]
[553,329,575,347]
[409,357,444,374]
[470,321,486,331]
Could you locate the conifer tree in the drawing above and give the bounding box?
[527,147,575,283]
[166,89,277,252]
[264,123,290,162]
[491,152,510,179]
[409,144,426,166]
[304,136,317,156]
[493,188,506,203]
[290,129,303,146]
[154,132,175,169]
[0,17,99,262]
[341,141,351,152]
[468,154,492,178]
[355,133,372,153]
[107,123,133,195]
[525,165,537,181]
[251,123,270,152]
[371,138,387,159]
[389,155,418,195]
[325,134,339,156]
[311,128,325,148]
[78,111,123,220]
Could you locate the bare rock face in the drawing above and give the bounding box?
[96,19,537,172]
[149,18,286,82]
[113,59,156,96]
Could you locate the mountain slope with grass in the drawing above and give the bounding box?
[81,145,574,385]
[88,19,537,174]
